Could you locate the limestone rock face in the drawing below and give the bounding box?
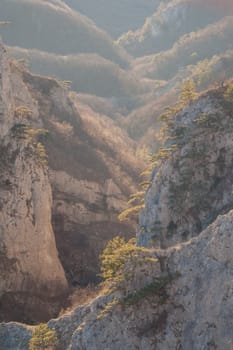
[0,42,141,312]
[62,209,233,350]
[138,87,233,248]
[0,323,32,350]
[2,207,232,349]
[45,208,233,350]
[21,73,141,285]
[0,48,233,350]
[0,44,68,321]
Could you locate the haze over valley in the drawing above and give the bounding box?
[0,1,233,349]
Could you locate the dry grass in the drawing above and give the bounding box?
[59,285,103,316]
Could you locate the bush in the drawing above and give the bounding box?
[100,236,153,285]
[29,323,57,350]
[223,83,233,102]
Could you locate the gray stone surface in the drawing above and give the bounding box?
[138,90,233,248]
[0,43,68,321]
[2,207,232,349]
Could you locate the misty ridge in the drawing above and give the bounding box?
[0,1,233,345]
[1,0,233,186]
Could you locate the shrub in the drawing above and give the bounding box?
[29,323,57,350]
[223,83,233,102]
[100,236,154,286]
[179,79,197,105]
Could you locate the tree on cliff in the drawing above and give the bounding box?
[29,323,57,350]
[179,79,197,105]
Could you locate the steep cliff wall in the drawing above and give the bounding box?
[21,71,141,285]
[138,84,233,248]
[1,60,233,350]
[0,44,68,322]
[0,44,141,297]
[55,209,232,350]
[2,205,232,349]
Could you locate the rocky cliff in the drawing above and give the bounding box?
[1,202,232,349]
[0,43,142,321]
[20,71,141,286]
[0,43,68,322]
[138,83,233,248]
[1,79,232,350]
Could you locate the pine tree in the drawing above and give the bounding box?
[29,324,57,350]
[179,79,197,105]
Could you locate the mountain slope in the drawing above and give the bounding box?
[138,82,233,247]
[8,47,143,104]
[132,16,233,81]
[1,174,233,349]
[118,0,232,57]
[0,44,143,321]
[63,0,163,38]
[0,0,127,66]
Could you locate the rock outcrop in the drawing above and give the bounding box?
[0,44,68,322]
[0,42,142,322]
[21,71,141,285]
[1,70,233,350]
[59,209,233,350]
[1,206,232,349]
[138,84,233,248]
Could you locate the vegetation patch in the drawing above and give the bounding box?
[29,323,57,350]
[96,273,177,320]
[121,275,172,306]
[100,236,156,286]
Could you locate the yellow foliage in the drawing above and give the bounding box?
[118,205,145,222]
[179,79,197,105]
[100,236,150,284]
[223,83,233,102]
[15,106,33,118]
[29,324,57,350]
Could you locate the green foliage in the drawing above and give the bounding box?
[12,122,48,141]
[11,106,49,166]
[119,141,178,223]
[97,299,119,319]
[59,80,72,90]
[14,105,33,118]
[98,237,177,319]
[100,236,129,281]
[100,236,150,284]
[194,59,213,88]
[118,188,146,222]
[29,323,57,350]
[179,79,197,105]
[121,275,172,306]
[118,204,144,222]
[96,273,176,319]
[12,123,48,166]
[157,79,198,147]
[151,145,177,163]
[0,243,7,257]
[119,147,153,222]
[33,142,48,166]
[223,83,233,102]
[0,21,11,26]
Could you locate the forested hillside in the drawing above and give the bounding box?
[0,0,127,65]
[118,0,232,56]
[63,0,164,38]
